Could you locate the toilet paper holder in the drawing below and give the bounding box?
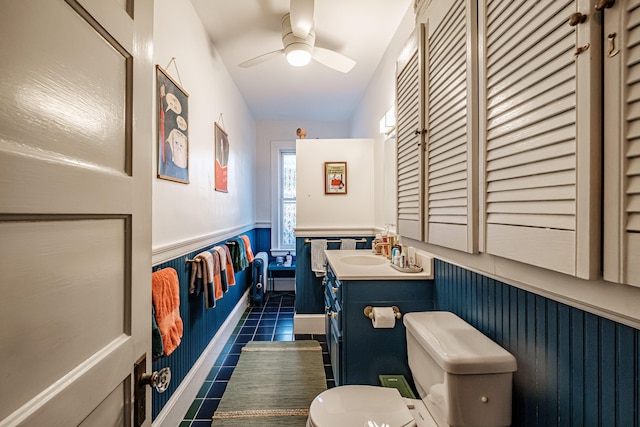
[364,305,402,320]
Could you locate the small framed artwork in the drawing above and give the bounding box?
[324,162,347,194]
[156,65,189,183]
[214,122,229,192]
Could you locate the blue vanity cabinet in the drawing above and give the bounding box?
[325,263,434,386]
[324,267,342,384]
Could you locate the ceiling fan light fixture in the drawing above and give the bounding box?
[285,42,312,67]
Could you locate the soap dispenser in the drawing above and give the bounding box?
[284,252,293,267]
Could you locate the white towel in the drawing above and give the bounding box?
[310,239,327,277]
[340,238,357,250]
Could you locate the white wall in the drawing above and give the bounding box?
[254,120,350,226]
[296,139,374,231]
[153,0,256,257]
[349,5,416,229]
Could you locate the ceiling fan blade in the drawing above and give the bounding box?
[289,0,314,38]
[312,47,356,73]
[238,49,284,68]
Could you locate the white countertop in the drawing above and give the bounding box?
[324,250,433,280]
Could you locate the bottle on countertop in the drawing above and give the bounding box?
[284,252,293,267]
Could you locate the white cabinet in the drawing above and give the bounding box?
[396,0,478,253]
[603,0,640,286]
[401,0,615,281]
[478,0,601,279]
[396,30,422,241]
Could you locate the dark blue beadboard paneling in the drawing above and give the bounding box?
[433,259,640,427]
[150,231,255,420]
[294,236,373,313]
[254,227,271,256]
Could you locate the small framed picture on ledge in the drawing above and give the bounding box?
[324,162,347,194]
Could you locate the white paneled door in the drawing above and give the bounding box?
[0,0,153,426]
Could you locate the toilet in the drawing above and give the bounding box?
[307,311,517,427]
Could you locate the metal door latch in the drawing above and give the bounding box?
[574,43,590,58]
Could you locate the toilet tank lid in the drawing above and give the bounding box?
[404,312,517,375]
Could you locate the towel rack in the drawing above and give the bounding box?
[304,237,368,244]
[185,258,200,263]
[225,241,238,245]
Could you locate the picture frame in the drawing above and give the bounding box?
[324,162,347,194]
[156,65,189,183]
[214,122,229,192]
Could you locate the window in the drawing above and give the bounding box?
[271,141,296,254]
[280,151,296,248]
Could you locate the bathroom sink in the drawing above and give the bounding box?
[340,255,387,266]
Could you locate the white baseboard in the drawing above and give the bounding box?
[294,314,326,335]
[152,289,250,427]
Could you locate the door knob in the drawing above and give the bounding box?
[594,0,615,11]
[134,355,171,426]
[140,367,171,393]
[568,12,587,26]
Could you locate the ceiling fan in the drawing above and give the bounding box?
[238,0,356,73]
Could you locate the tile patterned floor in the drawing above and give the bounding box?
[180,293,333,426]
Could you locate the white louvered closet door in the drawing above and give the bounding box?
[396,31,422,240]
[422,0,478,253]
[479,0,601,278]
[604,0,640,286]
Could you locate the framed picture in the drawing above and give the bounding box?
[156,65,189,183]
[214,122,229,192]
[324,162,347,194]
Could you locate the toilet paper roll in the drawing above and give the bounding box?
[372,307,396,328]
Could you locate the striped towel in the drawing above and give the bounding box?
[210,249,224,304]
[220,245,236,286]
[213,246,229,292]
[189,251,208,296]
[228,238,249,271]
[189,251,216,308]
[240,235,255,262]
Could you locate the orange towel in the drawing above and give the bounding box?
[213,246,229,292]
[240,235,255,263]
[221,245,236,286]
[152,268,183,357]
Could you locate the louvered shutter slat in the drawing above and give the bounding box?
[486,169,575,192]
[487,185,575,202]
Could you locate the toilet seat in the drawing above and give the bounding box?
[307,385,417,427]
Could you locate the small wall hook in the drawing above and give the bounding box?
[608,33,620,58]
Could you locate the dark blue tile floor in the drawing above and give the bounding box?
[180,293,333,426]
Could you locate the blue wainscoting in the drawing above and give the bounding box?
[434,259,640,427]
[150,230,255,420]
[295,236,373,313]
[253,227,271,255]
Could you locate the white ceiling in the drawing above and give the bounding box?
[190,0,413,122]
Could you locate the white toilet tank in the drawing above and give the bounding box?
[403,312,517,427]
